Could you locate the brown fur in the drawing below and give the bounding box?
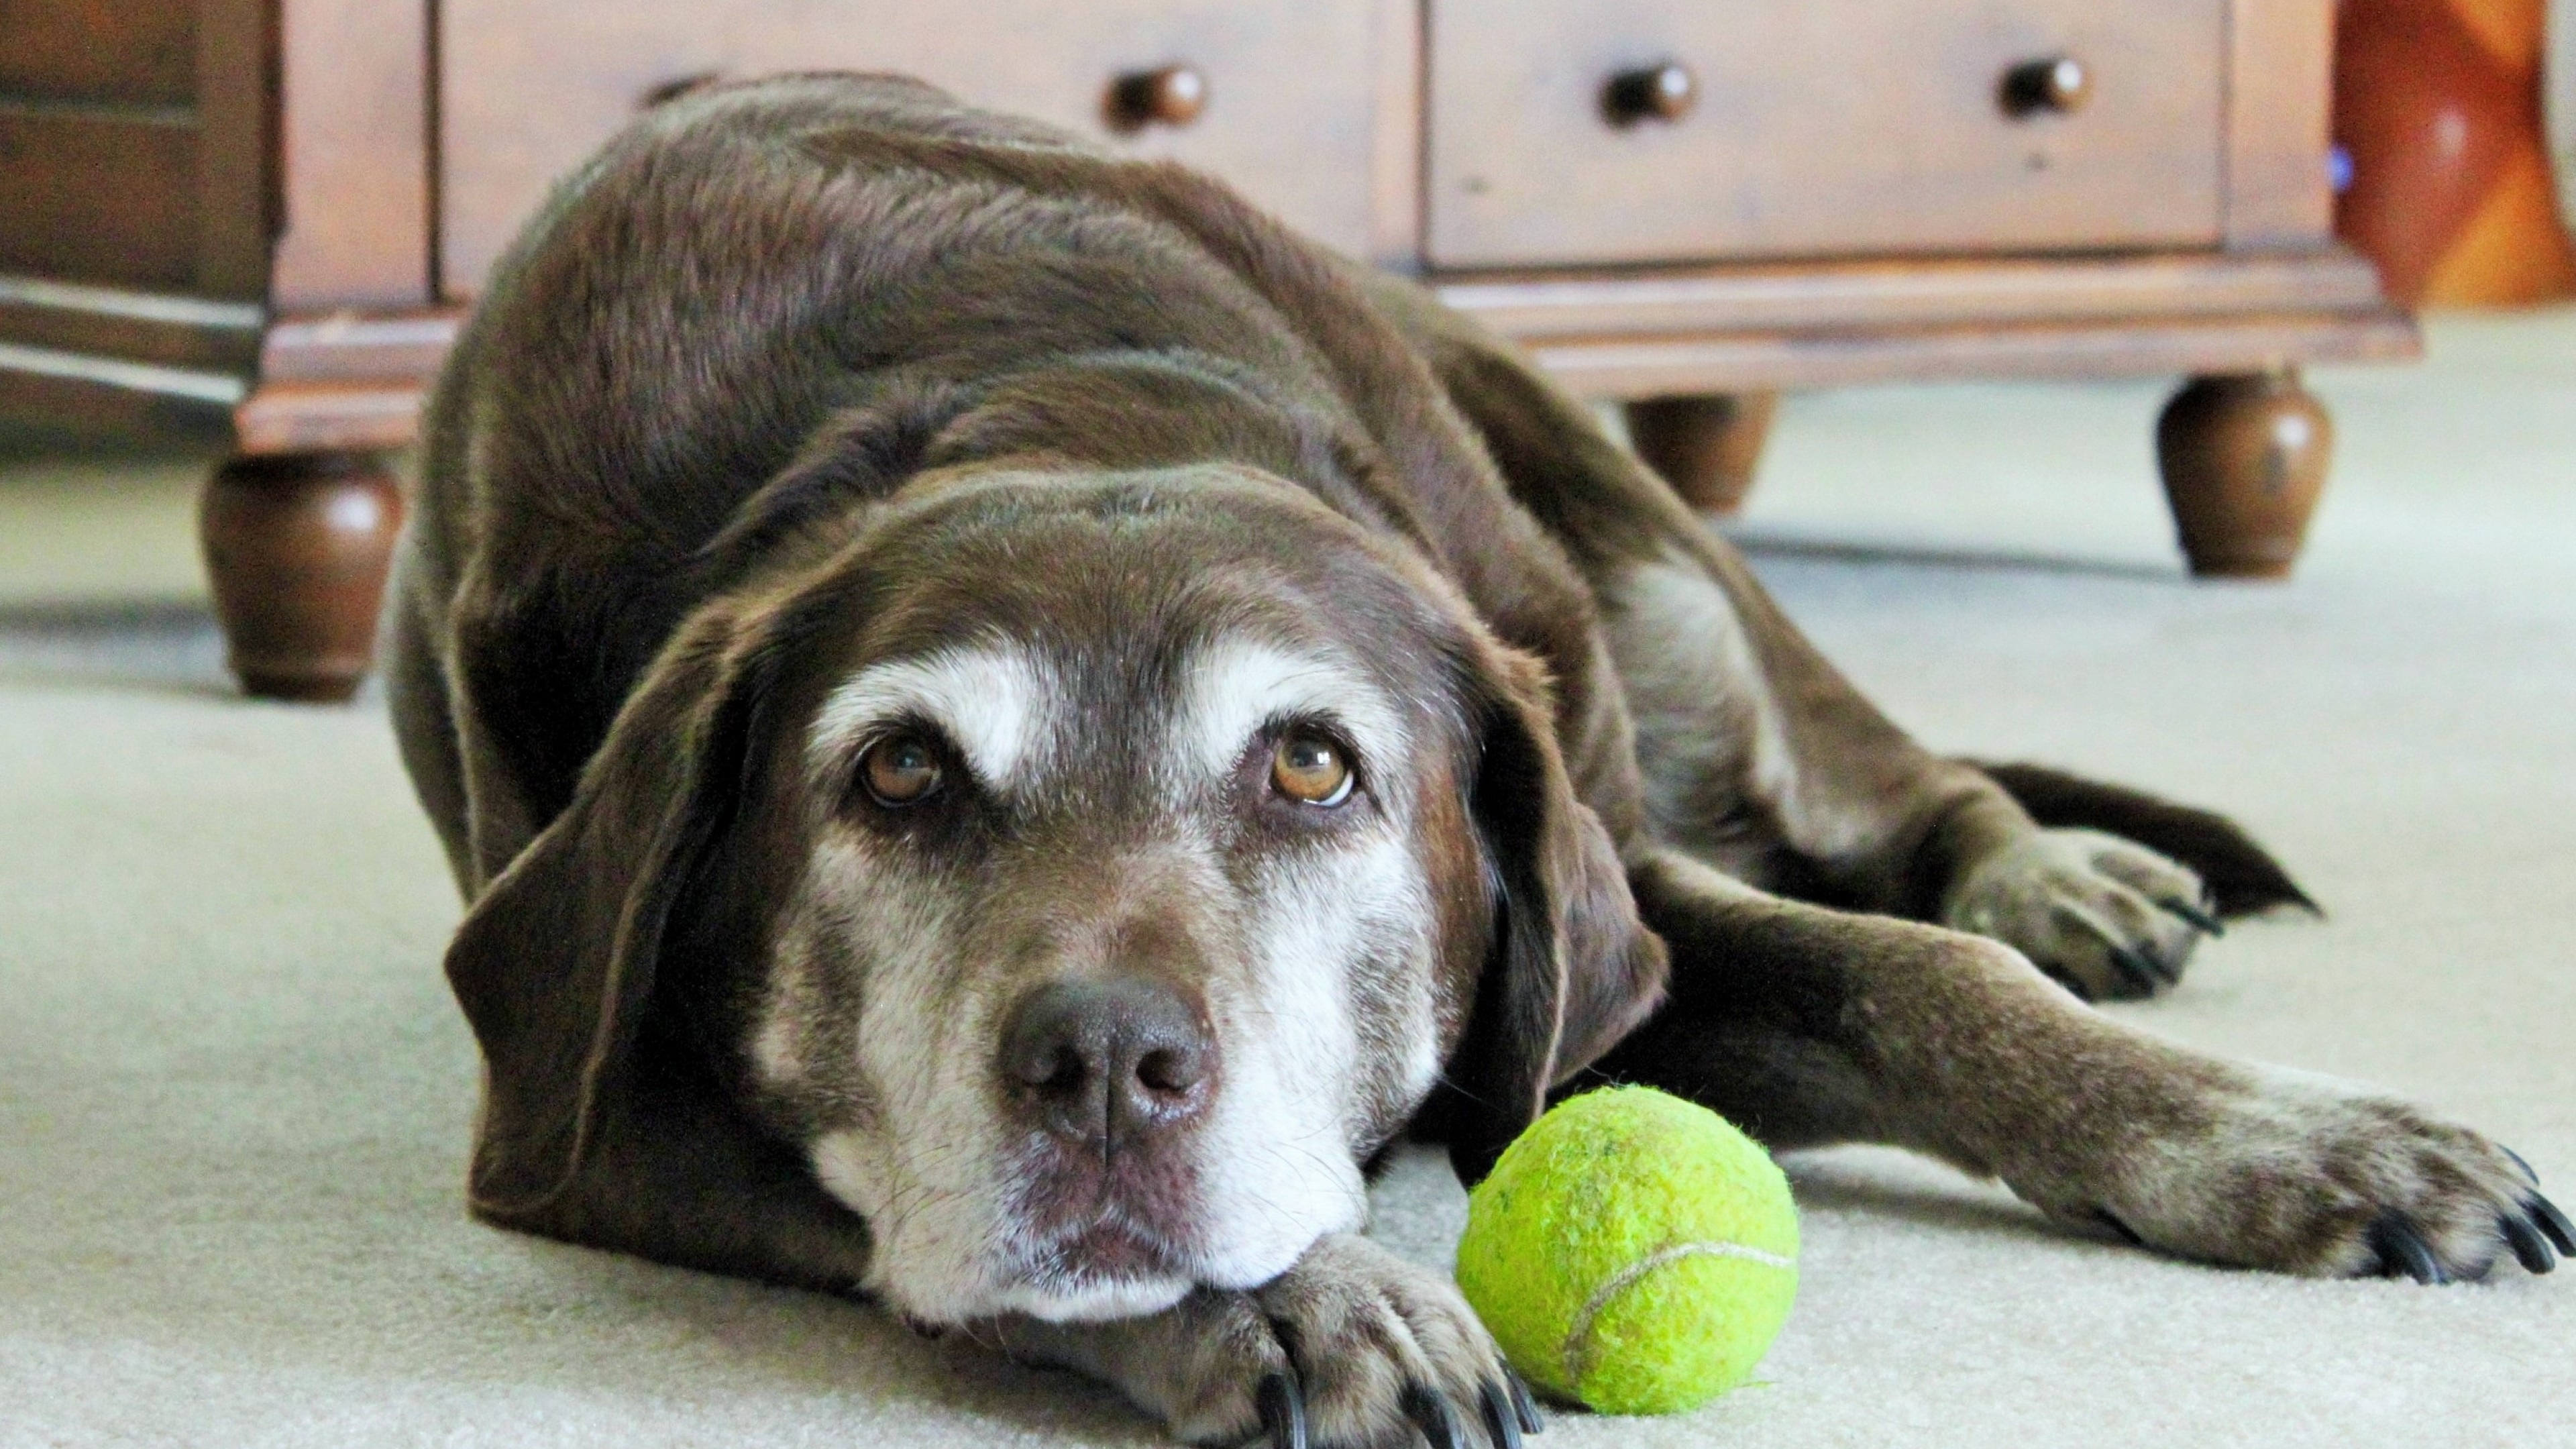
[392,75,2559,1447]
[1977,760,2322,916]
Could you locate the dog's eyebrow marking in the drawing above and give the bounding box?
[1172,637,1406,791]
[807,644,1055,789]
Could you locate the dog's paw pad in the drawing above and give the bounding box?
[1945,828,2212,1000]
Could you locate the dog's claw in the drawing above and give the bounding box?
[1257,1371,1307,1449]
[2501,1211,2558,1275]
[2051,904,2172,995]
[2369,1212,2448,1284]
[1479,1379,1524,1449]
[2094,1208,2147,1247]
[2157,898,2225,937]
[2502,1146,2541,1187]
[1402,1381,1466,1449]
[1504,1368,1544,1436]
[2107,943,2171,991]
[2528,1192,2576,1257]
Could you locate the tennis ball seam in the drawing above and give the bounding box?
[1561,1240,1796,1393]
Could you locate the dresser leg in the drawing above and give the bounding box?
[199,450,406,702]
[1625,392,1776,515]
[2155,370,2334,580]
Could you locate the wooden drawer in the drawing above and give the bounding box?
[1427,0,2227,270]
[0,0,197,107]
[439,0,1393,297]
[0,111,200,291]
[0,0,206,291]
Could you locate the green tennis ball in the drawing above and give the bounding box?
[1454,1085,1798,1416]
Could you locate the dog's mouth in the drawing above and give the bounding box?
[1028,1218,1190,1283]
[994,1212,1201,1322]
[1007,1128,1213,1256]
[994,1140,1220,1318]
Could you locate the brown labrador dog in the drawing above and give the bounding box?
[389,74,2569,1448]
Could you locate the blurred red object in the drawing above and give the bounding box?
[2333,0,2576,305]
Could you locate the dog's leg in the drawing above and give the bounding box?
[1595,528,2238,1003]
[1374,280,2232,999]
[1591,849,2570,1281]
[1366,288,2571,1282]
[384,545,477,894]
[994,1232,1538,1448]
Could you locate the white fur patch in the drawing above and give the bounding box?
[1613,551,1882,862]
[749,1006,802,1092]
[1171,639,1407,800]
[1186,839,1421,1289]
[985,1270,1196,1324]
[781,837,1015,1320]
[771,629,1444,1326]
[1161,637,1427,1289]
[806,643,1056,792]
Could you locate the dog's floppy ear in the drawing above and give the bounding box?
[443,595,874,1288]
[443,600,770,1222]
[1440,643,1668,1185]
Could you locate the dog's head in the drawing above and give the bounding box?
[442,462,1664,1326]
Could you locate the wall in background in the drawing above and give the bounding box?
[2553,0,2575,227]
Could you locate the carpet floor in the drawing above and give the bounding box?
[4,312,2572,1448]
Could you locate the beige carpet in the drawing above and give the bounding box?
[5,313,2573,1447]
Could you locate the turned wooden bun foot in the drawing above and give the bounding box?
[199,452,405,702]
[2156,370,2334,580]
[1625,392,1777,515]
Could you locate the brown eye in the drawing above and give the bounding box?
[1270,732,1353,806]
[861,734,945,806]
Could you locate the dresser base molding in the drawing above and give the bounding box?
[1505,310,2414,399]
[166,248,2415,449]
[1434,247,2393,339]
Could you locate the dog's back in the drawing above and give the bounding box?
[397,73,1544,882]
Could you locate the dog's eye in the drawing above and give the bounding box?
[860,733,945,807]
[1270,732,1353,807]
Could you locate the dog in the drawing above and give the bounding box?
[388,74,2571,1448]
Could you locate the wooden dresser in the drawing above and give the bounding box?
[0,0,2414,698]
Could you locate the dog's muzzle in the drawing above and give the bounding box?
[998,975,1223,1279]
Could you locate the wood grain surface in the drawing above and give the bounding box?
[1497,310,2416,398]
[2222,0,2337,248]
[1435,248,2389,338]
[189,0,274,300]
[0,0,198,106]
[269,0,432,311]
[0,107,200,289]
[437,0,1405,294]
[1425,0,2228,268]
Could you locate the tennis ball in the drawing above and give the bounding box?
[1454,1085,1797,1415]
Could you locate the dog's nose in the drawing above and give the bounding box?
[999,977,1214,1148]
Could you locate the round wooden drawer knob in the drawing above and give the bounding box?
[1108,65,1209,130]
[1603,62,1697,126]
[2002,56,2091,116]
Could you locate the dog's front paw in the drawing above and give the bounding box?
[1000,1234,1539,1448]
[1247,1234,1537,1448]
[1944,828,2216,1000]
[2050,1068,2575,1282]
